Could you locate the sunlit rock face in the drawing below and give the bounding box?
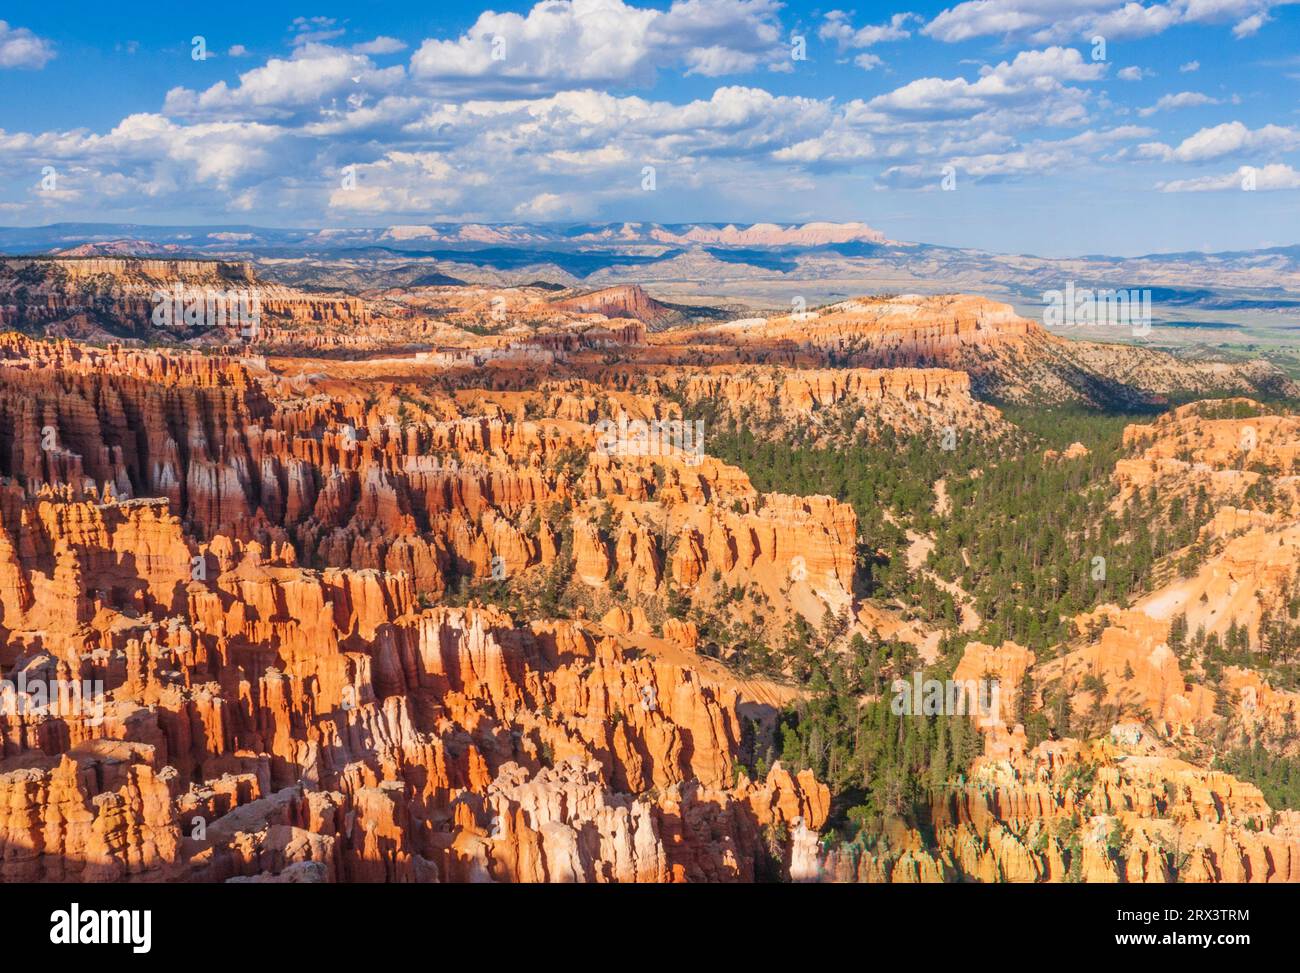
[0,265,1296,884]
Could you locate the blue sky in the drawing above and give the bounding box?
[0,0,1297,256]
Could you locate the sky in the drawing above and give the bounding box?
[0,0,1297,256]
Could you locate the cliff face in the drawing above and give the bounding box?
[833,393,1300,884]
[818,601,1300,883]
[552,285,680,330]
[1116,399,1300,516]
[1109,400,1300,648]
[677,296,1297,405]
[0,332,838,883]
[817,737,1300,883]
[8,267,1290,409]
[0,490,832,882]
[0,258,370,344]
[0,278,1294,885]
[664,365,1007,444]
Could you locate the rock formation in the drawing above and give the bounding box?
[0,270,1295,885]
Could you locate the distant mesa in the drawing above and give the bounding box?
[378,221,890,249]
[646,221,888,247]
[52,239,190,257]
[678,293,1298,406]
[551,284,679,329]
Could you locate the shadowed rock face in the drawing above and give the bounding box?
[0,332,840,883]
[0,257,371,346]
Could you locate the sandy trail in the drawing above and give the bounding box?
[904,528,981,634]
[934,477,951,517]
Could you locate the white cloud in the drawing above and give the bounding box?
[1142,121,1300,162]
[923,0,1288,44]
[328,151,484,212]
[1158,163,1300,191]
[1232,12,1268,35]
[870,126,1147,187]
[984,45,1108,82]
[857,47,1105,122]
[0,20,55,69]
[514,191,596,218]
[684,45,760,76]
[1,4,1288,225]
[924,0,1124,42]
[944,125,1152,178]
[1117,66,1148,81]
[819,11,917,49]
[410,0,783,92]
[1179,59,1200,72]
[353,37,408,55]
[875,163,946,188]
[1137,90,1220,116]
[1084,3,1181,41]
[291,16,346,46]
[775,129,879,164]
[164,47,406,118]
[547,145,630,169]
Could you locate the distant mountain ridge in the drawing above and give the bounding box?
[1,222,1298,325]
[0,220,893,255]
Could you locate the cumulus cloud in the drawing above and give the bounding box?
[923,0,1287,44]
[983,45,1108,82]
[924,0,1135,42]
[1,2,1288,224]
[0,20,55,69]
[409,0,784,93]
[514,191,598,218]
[684,45,761,76]
[819,11,917,49]
[939,125,1152,179]
[1141,121,1300,162]
[1158,163,1300,191]
[870,126,1147,187]
[0,107,294,221]
[774,129,880,165]
[0,27,1128,220]
[164,47,407,119]
[856,47,1105,123]
[328,151,485,213]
